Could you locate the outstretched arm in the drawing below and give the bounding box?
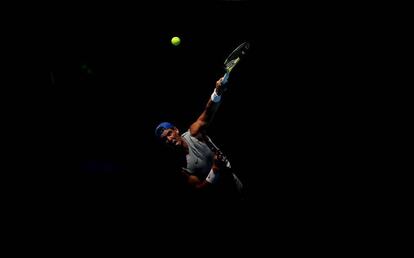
[190,77,227,137]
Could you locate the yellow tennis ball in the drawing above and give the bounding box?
[171,36,181,46]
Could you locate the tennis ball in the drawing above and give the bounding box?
[171,36,181,46]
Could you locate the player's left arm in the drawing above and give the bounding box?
[190,77,226,137]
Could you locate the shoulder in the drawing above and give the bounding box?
[182,129,199,144]
[189,123,206,140]
[181,130,191,139]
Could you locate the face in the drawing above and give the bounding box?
[160,127,185,150]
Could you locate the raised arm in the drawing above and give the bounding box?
[190,77,227,137]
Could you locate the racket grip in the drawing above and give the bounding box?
[222,72,229,85]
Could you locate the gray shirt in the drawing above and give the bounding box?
[181,130,243,193]
[181,130,214,179]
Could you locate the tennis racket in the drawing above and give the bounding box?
[222,41,250,85]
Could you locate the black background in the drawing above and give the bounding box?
[4,1,378,240]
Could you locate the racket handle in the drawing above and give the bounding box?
[222,72,229,85]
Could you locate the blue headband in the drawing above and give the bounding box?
[155,122,175,138]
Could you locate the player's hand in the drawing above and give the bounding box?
[215,77,227,95]
[212,152,227,172]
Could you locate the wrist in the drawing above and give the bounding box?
[205,168,220,184]
[210,89,221,103]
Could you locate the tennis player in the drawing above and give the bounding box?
[155,76,244,202]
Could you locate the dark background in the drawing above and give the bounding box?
[5,1,375,229]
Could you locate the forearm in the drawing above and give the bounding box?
[190,77,226,135]
[183,171,218,190]
[202,98,221,125]
[194,179,212,190]
[205,79,225,120]
[197,85,224,125]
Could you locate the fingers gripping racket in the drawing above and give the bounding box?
[222,42,249,85]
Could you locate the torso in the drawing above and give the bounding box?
[181,130,244,198]
[181,131,214,179]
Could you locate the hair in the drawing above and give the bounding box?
[154,121,175,139]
